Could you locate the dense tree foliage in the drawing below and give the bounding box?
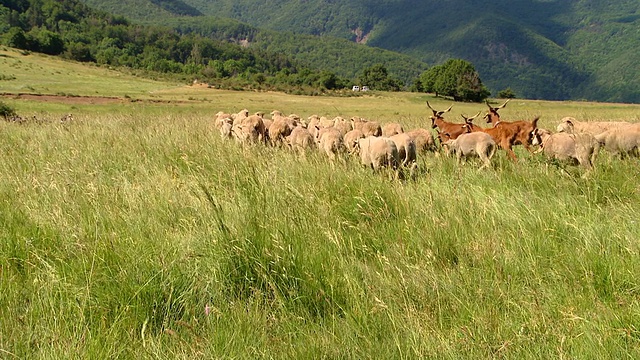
[0,101,17,120]
[163,17,428,87]
[150,0,202,17]
[79,0,640,102]
[357,64,402,92]
[416,59,490,102]
[77,0,430,88]
[498,88,516,99]
[0,0,355,93]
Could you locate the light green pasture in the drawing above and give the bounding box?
[1,47,640,359]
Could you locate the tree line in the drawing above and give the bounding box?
[1,0,495,101]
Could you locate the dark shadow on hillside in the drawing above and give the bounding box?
[367,0,586,100]
[150,0,203,17]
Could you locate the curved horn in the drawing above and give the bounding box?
[496,99,510,109]
[443,104,453,113]
[426,101,436,112]
[460,111,481,122]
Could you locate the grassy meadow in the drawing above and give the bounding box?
[2,47,640,358]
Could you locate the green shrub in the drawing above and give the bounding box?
[0,101,17,119]
[498,87,517,99]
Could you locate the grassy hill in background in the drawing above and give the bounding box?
[79,0,640,103]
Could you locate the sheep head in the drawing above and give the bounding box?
[557,117,576,133]
[531,128,552,152]
[441,138,456,156]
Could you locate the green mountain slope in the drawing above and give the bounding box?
[76,1,430,86]
[79,0,640,102]
[78,0,191,21]
[2,0,377,95]
[167,16,428,84]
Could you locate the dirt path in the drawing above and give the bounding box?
[1,93,125,105]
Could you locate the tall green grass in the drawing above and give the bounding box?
[1,110,639,358]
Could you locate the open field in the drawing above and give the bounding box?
[2,47,640,358]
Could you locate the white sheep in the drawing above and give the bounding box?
[532,128,600,169]
[232,114,267,145]
[405,128,437,153]
[270,110,286,120]
[389,133,417,166]
[286,126,316,154]
[318,116,335,129]
[556,117,632,136]
[351,117,382,137]
[214,111,230,121]
[262,118,273,140]
[307,115,321,138]
[232,108,250,125]
[315,127,345,161]
[593,125,640,158]
[343,129,365,153]
[355,136,400,172]
[268,112,299,147]
[219,117,234,140]
[333,117,353,135]
[213,111,232,129]
[382,122,404,137]
[442,132,496,169]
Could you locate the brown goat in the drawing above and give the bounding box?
[426,102,467,143]
[483,99,538,152]
[464,109,539,161]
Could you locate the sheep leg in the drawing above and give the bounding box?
[478,152,490,170]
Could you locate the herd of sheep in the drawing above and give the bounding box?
[214,108,434,176]
[213,100,640,176]
[534,116,640,170]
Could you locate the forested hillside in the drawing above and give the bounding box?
[0,0,368,94]
[68,0,431,88]
[1,0,430,94]
[80,0,640,103]
[167,17,428,86]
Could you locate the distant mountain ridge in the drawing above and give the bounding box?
[79,0,640,103]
